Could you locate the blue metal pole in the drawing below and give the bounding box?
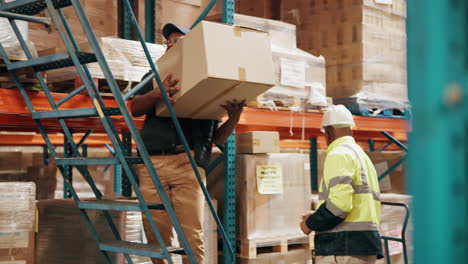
[381,131,408,152]
[0,10,51,24]
[378,141,393,152]
[122,131,133,197]
[378,156,407,182]
[144,0,155,43]
[222,1,236,263]
[223,134,236,264]
[368,139,375,152]
[63,133,73,199]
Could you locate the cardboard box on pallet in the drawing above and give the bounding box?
[281,0,408,110]
[236,132,280,154]
[236,154,311,257]
[155,21,275,120]
[0,182,36,264]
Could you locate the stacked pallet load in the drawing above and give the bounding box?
[236,152,312,259]
[281,0,408,117]
[232,14,328,110]
[207,132,313,262]
[40,38,166,94]
[0,182,36,264]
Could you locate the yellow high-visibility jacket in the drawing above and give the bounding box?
[306,136,383,257]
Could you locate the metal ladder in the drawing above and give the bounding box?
[0,0,235,263]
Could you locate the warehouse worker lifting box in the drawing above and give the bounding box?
[155,21,275,120]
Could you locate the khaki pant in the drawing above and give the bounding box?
[316,255,377,264]
[138,152,206,264]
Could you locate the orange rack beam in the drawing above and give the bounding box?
[0,89,409,148]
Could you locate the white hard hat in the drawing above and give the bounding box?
[321,105,355,132]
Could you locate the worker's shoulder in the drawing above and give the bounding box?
[328,143,368,163]
[326,147,355,164]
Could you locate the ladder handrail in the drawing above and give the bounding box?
[380,201,410,264]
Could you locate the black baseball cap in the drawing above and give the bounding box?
[163,23,190,40]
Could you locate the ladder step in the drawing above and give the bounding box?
[7,52,97,72]
[31,107,121,119]
[0,0,72,16]
[55,157,144,166]
[78,200,164,211]
[100,240,185,258]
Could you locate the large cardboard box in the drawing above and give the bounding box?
[281,0,408,107]
[155,21,275,119]
[0,182,36,264]
[236,132,280,154]
[236,154,311,244]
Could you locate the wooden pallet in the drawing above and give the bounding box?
[238,235,314,259]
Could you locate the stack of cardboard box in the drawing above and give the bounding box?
[42,38,166,85]
[281,0,408,109]
[231,14,328,110]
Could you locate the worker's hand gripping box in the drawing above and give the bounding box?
[155,21,275,120]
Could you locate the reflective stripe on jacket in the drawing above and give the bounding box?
[306,136,383,257]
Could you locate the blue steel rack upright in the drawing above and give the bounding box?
[0,0,236,263]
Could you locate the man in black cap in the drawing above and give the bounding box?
[131,23,245,264]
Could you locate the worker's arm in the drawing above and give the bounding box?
[304,153,355,232]
[213,100,246,145]
[131,73,179,117]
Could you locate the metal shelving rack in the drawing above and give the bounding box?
[0,0,412,263]
[0,0,237,263]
